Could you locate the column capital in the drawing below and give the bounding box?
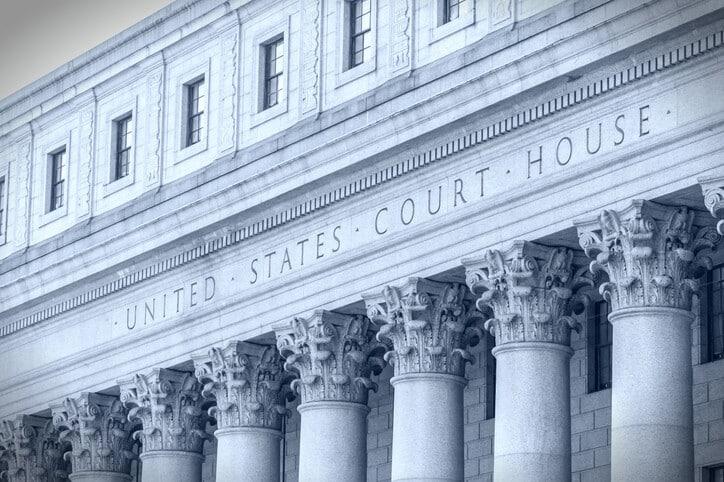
[576,200,720,311]
[275,311,386,405]
[363,278,483,377]
[193,341,289,430]
[700,175,724,235]
[463,241,586,347]
[0,415,69,482]
[118,368,210,454]
[51,393,135,475]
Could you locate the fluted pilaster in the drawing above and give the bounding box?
[363,277,483,377]
[576,200,719,311]
[193,341,289,429]
[118,369,209,454]
[463,241,587,347]
[0,415,69,482]
[275,311,385,405]
[51,393,135,475]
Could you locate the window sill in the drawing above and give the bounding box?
[39,204,68,228]
[176,137,208,164]
[429,10,475,44]
[251,100,288,128]
[336,58,376,88]
[103,174,135,198]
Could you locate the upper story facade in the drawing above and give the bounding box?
[0,0,566,258]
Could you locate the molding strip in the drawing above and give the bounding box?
[2,29,722,338]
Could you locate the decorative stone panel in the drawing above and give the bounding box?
[193,341,290,430]
[576,200,720,311]
[463,241,587,347]
[119,368,209,453]
[363,278,484,377]
[0,415,69,482]
[275,311,386,405]
[51,393,135,475]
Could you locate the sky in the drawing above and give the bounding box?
[0,0,173,102]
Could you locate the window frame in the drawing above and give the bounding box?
[112,113,133,182]
[250,18,290,128]
[185,77,206,148]
[587,298,613,393]
[48,147,67,213]
[348,0,372,70]
[429,0,475,44]
[703,464,724,482]
[704,263,724,363]
[0,174,6,244]
[262,36,285,111]
[336,0,377,87]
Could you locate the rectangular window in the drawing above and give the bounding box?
[708,264,724,361]
[484,332,496,420]
[263,38,284,110]
[0,177,5,237]
[591,300,612,391]
[705,465,724,482]
[49,149,66,212]
[349,0,372,69]
[114,114,133,181]
[185,78,206,147]
[443,0,465,24]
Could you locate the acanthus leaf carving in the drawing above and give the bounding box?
[119,369,209,453]
[51,393,135,475]
[193,341,290,430]
[0,415,69,482]
[700,176,724,235]
[576,200,720,311]
[275,311,386,405]
[463,242,587,347]
[363,278,484,377]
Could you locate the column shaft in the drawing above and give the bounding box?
[609,307,694,481]
[215,427,282,482]
[297,401,368,482]
[139,451,203,482]
[390,373,466,482]
[492,342,572,482]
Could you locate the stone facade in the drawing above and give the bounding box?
[0,0,723,481]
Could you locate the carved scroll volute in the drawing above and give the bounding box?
[51,393,135,474]
[700,175,724,235]
[118,369,209,454]
[0,415,69,482]
[463,241,586,347]
[362,278,484,377]
[575,200,720,312]
[193,341,291,430]
[274,311,386,405]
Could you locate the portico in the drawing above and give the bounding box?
[1,1,724,481]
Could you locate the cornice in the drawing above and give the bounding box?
[0,27,722,340]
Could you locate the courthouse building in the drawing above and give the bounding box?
[2,0,724,480]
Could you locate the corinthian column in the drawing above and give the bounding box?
[363,278,482,482]
[463,242,582,482]
[577,200,720,481]
[118,369,209,482]
[51,393,135,481]
[193,342,288,482]
[275,311,385,482]
[0,415,69,482]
